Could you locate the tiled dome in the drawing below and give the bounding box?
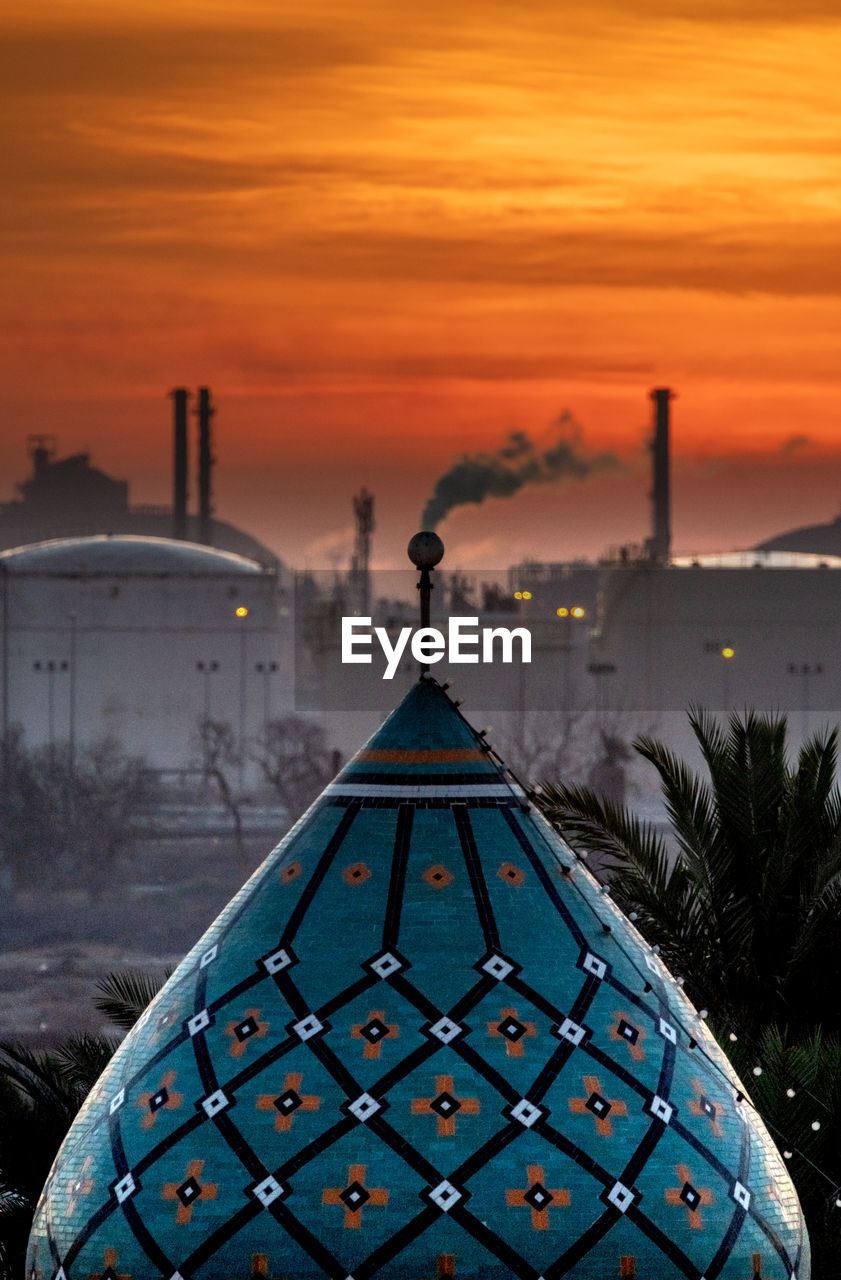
[27,679,809,1280]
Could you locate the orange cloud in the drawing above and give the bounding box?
[1,0,840,566]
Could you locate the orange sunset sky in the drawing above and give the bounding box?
[2,0,841,568]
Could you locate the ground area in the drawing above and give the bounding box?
[0,834,271,1046]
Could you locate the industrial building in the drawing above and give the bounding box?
[0,389,278,567]
[0,535,291,776]
[2,382,841,782]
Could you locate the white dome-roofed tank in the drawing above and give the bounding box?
[0,536,289,771]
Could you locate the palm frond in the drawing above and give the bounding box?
[537,780,711,991]
[0,1044,78,1117]
[93,969,170,1031]
[53,1034,118,1091]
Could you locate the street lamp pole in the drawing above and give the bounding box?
[787,662,823,740]
[236,606,249,789]
[720,646,735,711]
[68,612,77,771]
[255,661,278,727]
[587,661,616,727]
[34,660,68,757]
[196,660,219,721]
[556,604,587,713]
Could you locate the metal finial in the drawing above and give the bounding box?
[408,532,444,674]
[407,531,444,571]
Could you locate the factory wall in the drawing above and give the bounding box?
[0,552,293,779]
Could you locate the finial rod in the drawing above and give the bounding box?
[407,531,445,676]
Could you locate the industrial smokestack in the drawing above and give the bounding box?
[648,387,673,564]
[171,388,189,541]
[197,387,214,546]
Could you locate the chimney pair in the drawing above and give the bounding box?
[171,387,214,544]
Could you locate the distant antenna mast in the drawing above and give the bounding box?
[351,488,375,615]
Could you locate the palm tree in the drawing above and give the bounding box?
[538,707,841,1039]
[537,707,841,1274]
[0,1035,116,1280]
[0,970,167,1280]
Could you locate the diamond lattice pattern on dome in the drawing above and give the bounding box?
[27,679,809,1280]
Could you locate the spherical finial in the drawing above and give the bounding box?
[408,530,444,569]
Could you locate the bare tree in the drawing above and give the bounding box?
[250,715,337,822]
[0,730,154,897]
[491,706,654,799]
[491,707,592,789]
[194,718,246,861]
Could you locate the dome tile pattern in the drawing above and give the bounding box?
[27,679,809,1279]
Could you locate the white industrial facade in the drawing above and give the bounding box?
[0,536,292,774]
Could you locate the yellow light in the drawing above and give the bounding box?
[514,591,522,600]
[571,606,586,618]
[722,646,734,659]
[556,607,569,617]
[236,606,248,617]
[522,590,532,600]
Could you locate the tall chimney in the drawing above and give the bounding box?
[171,388,189,540]
[197,387,214,546]
[648,387,673,564]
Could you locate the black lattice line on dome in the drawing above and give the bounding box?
[737,1114,805,1280]
[453,802,501,950]
[545,1209,627,1279]
[137,798,351,1026]
[603,999,795,1274]
[90,961,588,1276]
[617,1030,676,1191]
[344,1204,440,1280]
[499,804,589,948]
[701,1118,752,1280]
[755,1212,808,1278]
[48,762,799,1280]
[382,802,413,947]
[280,800,362,948]
[519,804,800,1268]
[91,962,687,1261]
[281,958,705,1280]
[52,1034,788,1280]
[624,1205,700,1279]
[66,951,766,1280]
[52,1191,119,1275]
[510,779,750,1104]
[261,1197,345,1280]
[448,1204,538,1280]
[163,798,339,981]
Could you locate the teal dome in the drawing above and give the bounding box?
[27,679,809,1280]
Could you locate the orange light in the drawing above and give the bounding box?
[571,606,586,618]
[722,646,734,658]
[235,606,248,617]
[556,607,569,617]
[522,590,532,600]
[514,591,523,600]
